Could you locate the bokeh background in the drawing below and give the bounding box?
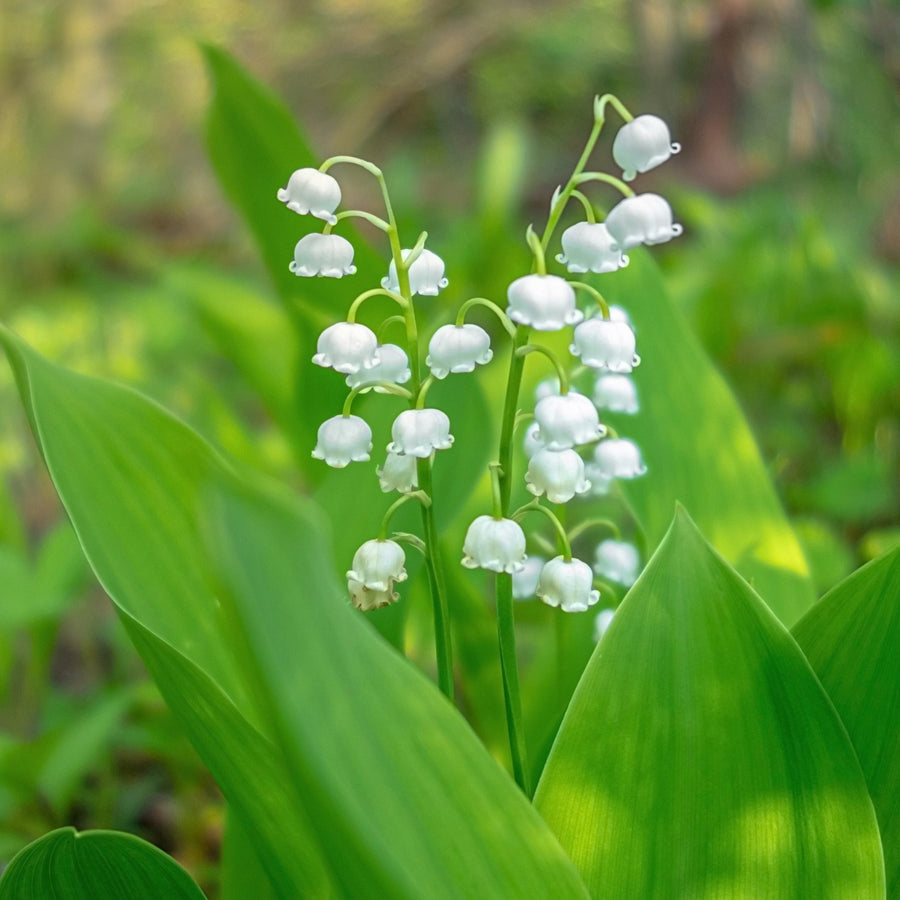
[1,0,898,893]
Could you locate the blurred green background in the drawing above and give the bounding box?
[1,0,898,893]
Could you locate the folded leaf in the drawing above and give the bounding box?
[793,547,900,897]
[535,506,884,898]
[0,827,206,899]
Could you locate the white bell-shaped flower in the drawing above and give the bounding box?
[507,274,583,331]
[525,448,591,504]
[522,421,545,459]
[346,344,411,391]
[536,556,600,613]
[612,115,681,182]
[604,193,682,251]
[609,305,633,326]
[591,438,647,479]
[585,465,614,496]
[312,322,380,375]
[594,539,641,587]
[381,248,449,296]
[570,318,640,373]
[534,377,561,403]
[426,324,493,379]
[347,538,408,611]
[376,450,419,493]
[277,168,341,224]
[512,555,546,600]
[312,415,372,468]
[534,391,605,450]
[289,233,356,278]
[387,408,454,458]
[556,222,628,274]
[593,374,639,414]
[593,608,616,642]
[461,515,527,574]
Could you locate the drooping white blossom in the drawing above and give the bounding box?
[612,115,681,182]
[557,222,628,274]
[593,374,639,414]
[512,555,546,600]
[525,448,591,504]
[387,409,454,458]
[591,438,647,479]
[346,539,408,611]
[345,344,411,391]
[506,274,583,331]
[312,322,380,375]
[593,539,641,587]
[593,608,616,642]
[376,450,419,493]
[426,324,493,379]
[523,422,544,460]
[277,168,341,224]
[534,391,605,450]
[570,318,640,373]
[604,193,682,251]
[289,233,357,278]
[534,377,562,403]
[382,248,449,296]
[312,415,373,468]
[461,516,527,574]
[536,556,600,613]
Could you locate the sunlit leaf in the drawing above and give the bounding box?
[535,507,884,899]
[793,546,900,897]
[0,827,205,900]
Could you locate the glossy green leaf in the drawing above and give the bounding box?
[793,546,900,897]
[220,809,280,900]
[0,326,589,899]
[206,480,590,899]
[0,827,205,899]
[535,507,884,899]
[598,252,816,624]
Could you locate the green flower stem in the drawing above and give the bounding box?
[415,375,435,409]
[341,387,364,418]
[498,325,531,511]
[377,491,431,540]
[574,171,635,198]
[512,500,573,561]
[593,93,633,126]
[456,298,517,338]
[347,288,407,323]
[569,190,597,223]
[569,281,610,319]
[496,571,531,795]
[515,344,570,395]
[489,462,504,518]
[566,517,622,543]
[325,209,391,232]
[320,155,383,178]
[416,457,455,701]
[525,225,547,274]
[377,315,407,343]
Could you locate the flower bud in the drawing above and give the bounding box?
[312,322,380,375]
[536,556,600,613]
[604,193,682,251]
[387,409,454,458]
[534,391,605,449]
[426,324,493,379]
[506,274,583,331]
[345,344,411,391]
[593,539,641,587]
[277,168,341,224]
[570,318,640,373]
[593,374,639,414]
[312,415,373,468]
[525,448,591,504]
[382,248,449,296]
[461,516,527,574]
[612,115,680,182]
[289,233,356,278]
[557,222,628,274]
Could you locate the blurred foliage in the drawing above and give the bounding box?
[0,0,898,893]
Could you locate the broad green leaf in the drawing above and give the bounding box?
[792,547,900,897]
[535,507,884,899]
[0,827,205,899]
[221,810,280,900]
[589,252,816,625]
[1,327,589,898]
[0,325,332,898]
[206,480,591,899]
